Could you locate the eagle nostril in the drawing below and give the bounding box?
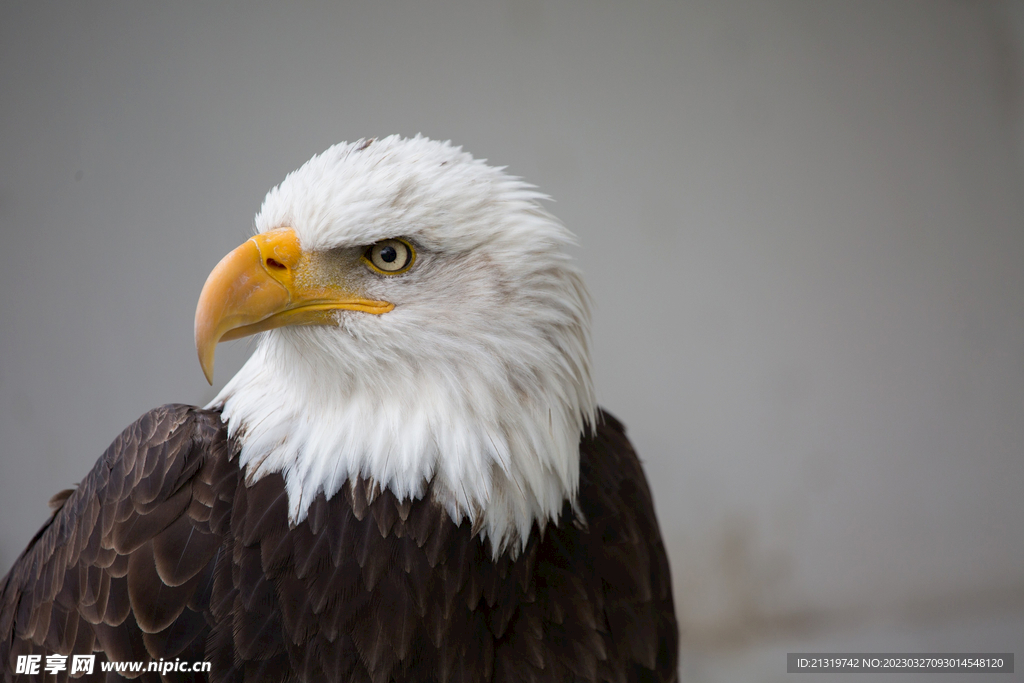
[266,258,287,270]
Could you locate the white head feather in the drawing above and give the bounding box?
[210,135,597,556]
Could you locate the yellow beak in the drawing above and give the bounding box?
[194,228,393,383]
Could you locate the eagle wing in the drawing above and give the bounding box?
[0,404,232,682]
[574,410,679,682]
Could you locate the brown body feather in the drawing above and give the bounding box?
[1,404,677,682]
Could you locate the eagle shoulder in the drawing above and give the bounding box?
[575,408,679,683]
[0,404,232,682]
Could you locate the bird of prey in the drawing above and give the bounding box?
[0,136,678,682]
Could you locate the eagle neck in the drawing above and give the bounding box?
[210,330,593,557]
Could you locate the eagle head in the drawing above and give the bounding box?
[195,136,596,555]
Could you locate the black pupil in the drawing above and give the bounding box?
[380,245,398,263]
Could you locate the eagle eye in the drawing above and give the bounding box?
[362,238,415,275]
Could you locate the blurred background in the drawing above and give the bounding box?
[1,1,1022,681]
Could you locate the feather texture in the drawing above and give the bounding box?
[1,405,676,682]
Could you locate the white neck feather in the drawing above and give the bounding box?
[213,317,594,556]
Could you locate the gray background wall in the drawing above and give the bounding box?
[2,2,1022,681]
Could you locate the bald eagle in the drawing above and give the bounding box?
[1,136,678,682]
